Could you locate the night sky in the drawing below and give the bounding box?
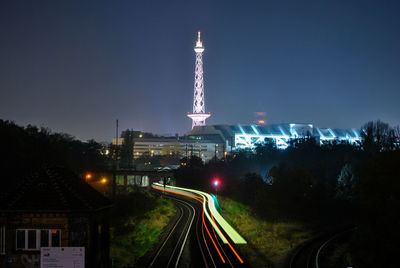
[1,0,399,142]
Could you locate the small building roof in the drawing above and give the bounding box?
[0,167,112,213]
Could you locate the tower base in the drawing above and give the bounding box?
[187,113,211,129]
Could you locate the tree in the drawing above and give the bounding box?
[265,165,321,220]
[361,120,397,154]
[120,129,134,169]
[288,135,318,151]
[353,151,400,267]
[183,155,202,168]
[0,119,105,174]
[335,163,357,200]
[236,173,265,208]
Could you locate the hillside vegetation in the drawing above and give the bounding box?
[109,192,176,267]
[219,197,310,267]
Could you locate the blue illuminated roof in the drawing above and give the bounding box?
[242,126,255,135]
[188,123,362,150]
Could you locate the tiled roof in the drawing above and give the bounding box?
[0,167,112,212]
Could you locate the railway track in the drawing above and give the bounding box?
[149,196,196,268]
[289,227,355,268]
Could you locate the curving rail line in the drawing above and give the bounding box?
[289,227,355,268]
[152,183,247,267]
[149,195,197,268]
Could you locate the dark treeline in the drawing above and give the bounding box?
[0,119,106,178]
[175,120,400,268]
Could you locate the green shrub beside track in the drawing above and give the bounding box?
[110,192,175,267]
[218,196,311,267]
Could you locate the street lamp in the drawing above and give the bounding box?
[100,177,108,196]
[85,173,92,181]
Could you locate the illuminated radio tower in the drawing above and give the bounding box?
[187,31,211,129]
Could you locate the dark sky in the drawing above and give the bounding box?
[1,0,399,141]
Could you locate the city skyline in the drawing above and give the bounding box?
[1,0,399,142]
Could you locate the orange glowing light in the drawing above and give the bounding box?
[100,178,107,184]
[85,173,92,180]
[202,206,226,263]
[258,120,265,124]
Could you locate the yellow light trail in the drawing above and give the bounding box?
[153,183,247,245]
[152,185,226,263]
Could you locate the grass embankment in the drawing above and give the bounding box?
[324,242,354,268]
[218,197,311,267]
[110,191,175,267]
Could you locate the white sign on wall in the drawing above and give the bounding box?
[40,247,85,268]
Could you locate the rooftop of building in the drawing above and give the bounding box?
[187,123,362,140]
[0,167,112,213]
[113,135,226,145]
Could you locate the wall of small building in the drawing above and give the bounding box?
[1,213,70,268]
[0,213,110,268]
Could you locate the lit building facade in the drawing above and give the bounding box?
[112,137,225,162]
[186,123,362,150]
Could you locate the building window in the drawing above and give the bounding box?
[27,230,36,249]
[40,230,49,247]
[16,230,25,249]
[51,230,60,247]
[0,225,5,255]
[16,229,61,250]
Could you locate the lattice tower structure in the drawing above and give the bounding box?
[187,31,211,129]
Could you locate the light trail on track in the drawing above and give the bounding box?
[153,183,247,244]
[152,183,246,266]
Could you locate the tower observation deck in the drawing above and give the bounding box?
[187,31,211,129]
